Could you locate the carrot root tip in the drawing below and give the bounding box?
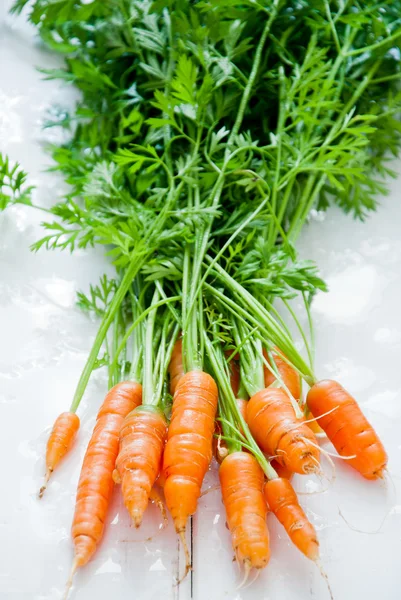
[200,484,220,498]
[62,559,79,600]
[112,469,121,485]
[315,559,334,600]
[176,530,192,585]
[236,559,251,591]
[38,468,52,499]
[149,488,168,530]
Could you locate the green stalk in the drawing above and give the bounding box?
[204,332,277,479]
[129,282,143,383]
[268,66,286,246]
[143,288,160,405]
[184,7,280,344]
[110,295,181,374]
[203,262,315,384]
[69,173,183,413]
[231,317,264,397]
[108,311,120,389]
[70,259,141,412]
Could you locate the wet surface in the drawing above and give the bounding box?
[1,4,401,599]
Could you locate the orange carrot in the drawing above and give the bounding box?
[113,406,167,527]
[264,477,319,560]
[220,452,270,571]
[307,380,388,479]
[68,381,142,586]
[169,338,184,395]
[39,412,80,498]
[163,370,218,571]
[263,348,301,399]
[263,349,324,434]
[247,388,320,474]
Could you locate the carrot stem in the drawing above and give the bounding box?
[143,287,160,405]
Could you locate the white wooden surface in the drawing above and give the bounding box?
[1,5,401,599]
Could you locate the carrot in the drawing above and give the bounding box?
[39,412,80,498]
[169,338,184,395]
[247,388,320,474]
[264,477,319,560]
[307,379,388,479]
[263,349,325,435]
[163,370,218,557]
[113,405,167,527]
[67,380,142,589]
[220,451,270,571]
[264,348,301,399]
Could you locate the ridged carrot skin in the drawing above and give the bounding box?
[263,348,301,399]
[264,477,319,560]
[307,380,388,479]
[169,339,184,396]
[114,405,167,527]
[40,412,80,497]
[247,388,320,474]
[71,381,142,567]
[220,452,270,569]
[163,370,218,533]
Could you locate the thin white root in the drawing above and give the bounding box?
[301,437,336,483]
[315,559,334,600]
[338,507,392,535]
[62,559,78,600]
[301,406,339,427]
[217,434,228,461]
[384,469,396,497]
[242,566,261,590]
[304,453,323,477]
[149,488,168,530]
[112,468,121,485]
[176,530,192,585]
[38,468,51,499]
[200,485,220,498]
[236,559,251,590]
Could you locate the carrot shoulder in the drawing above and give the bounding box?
[39,411,80,497]
[71,381,142,568]
[220,452,270,569]
[247,388,320,474]
[114,405,167,527]
[307,379,387,479]
[264,477,319,561]
[163,370,218,533]
[264,348,301,399]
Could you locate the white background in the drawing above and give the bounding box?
[1,4,400,599]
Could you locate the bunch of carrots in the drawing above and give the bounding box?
[40,277,387,599]
[4,0,400,597]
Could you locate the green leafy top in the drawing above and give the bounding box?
[0,153,34,211]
